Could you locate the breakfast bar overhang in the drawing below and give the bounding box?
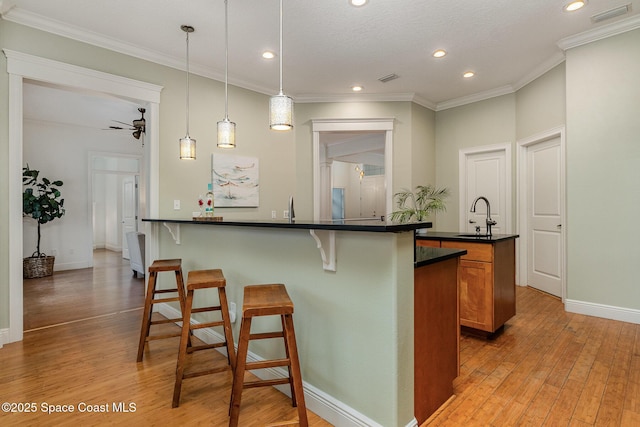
[143,218,465,427]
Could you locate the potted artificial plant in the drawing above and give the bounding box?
[389,185,449,229]
[22,165,65,278]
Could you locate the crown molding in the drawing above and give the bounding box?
[436,85,515,111]
[513,51,566,92]
[295,92,436,110]
[558,14,640,50]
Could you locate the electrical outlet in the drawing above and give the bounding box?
[228,302,236,323]
[173,200,180,210]
[283,210,289,219]
[271,210,277,219]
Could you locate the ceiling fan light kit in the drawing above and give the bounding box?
[179,24,196,160]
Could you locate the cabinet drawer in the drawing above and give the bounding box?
[441,241,493,262]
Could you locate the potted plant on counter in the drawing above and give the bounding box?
[22,165,65,278]
[389,185,449,230]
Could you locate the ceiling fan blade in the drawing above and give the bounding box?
[112,120,134,127]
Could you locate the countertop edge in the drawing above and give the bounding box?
[416,231,519,243]
[414,247,467,268]
[143,218,432,233]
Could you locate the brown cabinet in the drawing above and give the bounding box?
[419,238,516,333]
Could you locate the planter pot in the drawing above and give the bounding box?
[23,256,55,279]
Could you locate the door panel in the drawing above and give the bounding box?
[462,148,508,234]
[121,175,136,259]
[527,137,563,297]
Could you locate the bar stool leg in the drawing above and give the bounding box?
[172,288,194,408]
[283,313,308,426]
[229,316,252,426]
[218,287,237,370]
[137,271,158,362]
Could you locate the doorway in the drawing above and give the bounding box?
[312,118,394,221]
[517,127,566,299]
[5,50,161,343]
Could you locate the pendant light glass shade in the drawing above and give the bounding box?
[179,25,196,159]
[269,0,293,131]
[217,0,236,148]
[269,91,293,131]
[217,118,236,148]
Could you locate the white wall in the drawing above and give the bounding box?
[23,119,142,270]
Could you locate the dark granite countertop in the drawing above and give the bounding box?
[414,246,467,268]
[143,218,432,233]
[416,231,519,243]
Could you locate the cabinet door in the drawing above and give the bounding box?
[459,260,494,331]
[416,239,440,248]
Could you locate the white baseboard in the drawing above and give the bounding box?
[53,260,92,271]
[0,328,9,348]
[565,298,640,325]
[158,303,414,427]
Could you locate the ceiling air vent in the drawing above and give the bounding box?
[378,73,399,83]
[591,4,630,23]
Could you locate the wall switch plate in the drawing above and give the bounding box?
[271,210,277,219]
[173,200,180,210]
[283,210,289,219]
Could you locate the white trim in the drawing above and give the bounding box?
[0,328,9,348]
[3,49,162,344]
[458,143,512,233]
[516,126,566,300]
[436,85,514,111]
[557,14,640,51]
[158,304,413,427]
[312,119,394,221]
[565,299,640,325]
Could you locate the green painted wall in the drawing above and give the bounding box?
[565,29,640,309]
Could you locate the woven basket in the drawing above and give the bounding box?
[23,256,55,279]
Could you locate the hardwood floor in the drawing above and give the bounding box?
[23,249,145,331]
[424,287,640,427]
[7,254,640,426]
[8,249,330,426]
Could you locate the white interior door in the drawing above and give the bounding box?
[360,175,385,218]
[460,145,511,234]
[526,137,563,297]
[121,175,136,259]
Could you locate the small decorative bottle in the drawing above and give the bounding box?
[205,183,214,217]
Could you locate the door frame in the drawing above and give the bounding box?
[458,143,512,233]
[4,49,162,344]
[312,118,394,221]
[516,126,566,300]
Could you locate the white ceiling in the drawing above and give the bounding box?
[4,0,640,124]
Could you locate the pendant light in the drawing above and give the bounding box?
[217,0,236,148]
[269,0,293,131]
[179,25,196,159]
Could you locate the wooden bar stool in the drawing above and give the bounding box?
[137,259,188,362]
[229,284,308,427]
[172,269,236,407]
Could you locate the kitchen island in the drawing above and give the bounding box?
[417,232,519,335]
[143,218,465,426]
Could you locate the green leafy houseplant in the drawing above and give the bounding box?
[23,165,65,274]
[389,185,449,223]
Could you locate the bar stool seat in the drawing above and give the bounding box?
[137,259,188,362]
[229,284,308,427]
[172,269,236,408]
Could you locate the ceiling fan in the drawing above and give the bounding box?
[105,107,146,140]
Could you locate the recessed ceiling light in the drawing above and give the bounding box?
[463,71,475,78]
[351,85,364,92]
[350,0,368,7]
[262,51,275,59]
[432,49,447,58]
[564,1,587,12]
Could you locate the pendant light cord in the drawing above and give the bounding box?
[278,0,283,95]
[224,0,229,120]
[185,30,191,136]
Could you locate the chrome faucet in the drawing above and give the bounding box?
[470,196,497,236]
